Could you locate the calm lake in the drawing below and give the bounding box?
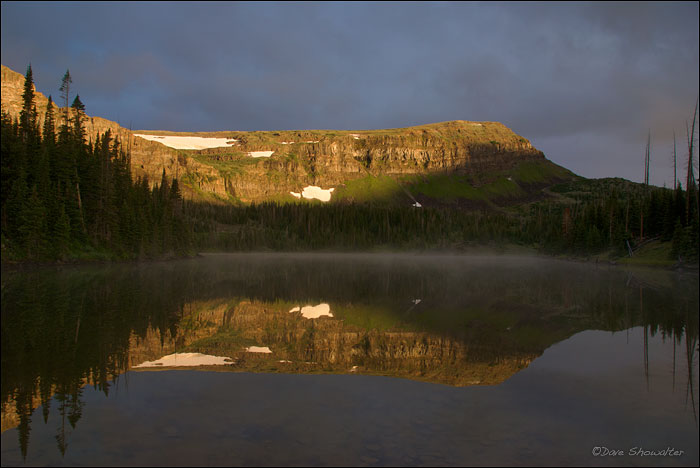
[1,253,698,466]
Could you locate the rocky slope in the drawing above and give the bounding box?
[2,64,576,206]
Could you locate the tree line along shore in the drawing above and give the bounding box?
[2,66,698,265]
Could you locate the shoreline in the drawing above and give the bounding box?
[3,247,697,274]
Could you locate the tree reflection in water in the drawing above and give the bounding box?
[1,254,698,459]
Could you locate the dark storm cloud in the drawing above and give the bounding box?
[2,1,698,186]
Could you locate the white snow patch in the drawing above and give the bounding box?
[134,134,238,150]
[297,185,335,202]
[412,201,422,208]
[248,151,275,158]
[289,303,333,319]
[133,352,233,368]
[279,360,292,363]
[280,141,294,145]
[290,192,301,199]
[304,141,319,143]
[350,134,360,140]
[246,346,272,353]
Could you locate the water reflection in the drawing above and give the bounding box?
[1,254,698,461]
[125,296,537,386]
[133,353,234,368]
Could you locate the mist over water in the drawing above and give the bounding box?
[1,253,698,466]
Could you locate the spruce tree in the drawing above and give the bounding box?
[19,65,41,196]
[53,202,72,259]
[5,167,28,240]
[59,69,72,128]
[1,110,22,229]
[159,168,170,204]
[170,177,182,203]
[43,95,56,146]
[18,186,47,259]
[19,64,38,144]
[71,95,86,145]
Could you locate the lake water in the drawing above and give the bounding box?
[1,253,698,466]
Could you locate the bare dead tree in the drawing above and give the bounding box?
[686,98,698,222]
[673,130,678,189]
[59,69,72,128]
[644,130,651,186]
[640,130,650,240]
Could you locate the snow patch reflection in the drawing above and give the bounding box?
[134,352,233,368]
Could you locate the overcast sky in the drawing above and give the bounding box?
[2,1,698,187]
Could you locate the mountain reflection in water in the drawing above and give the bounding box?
[1,253,698,464]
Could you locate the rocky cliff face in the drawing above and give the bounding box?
[184,120,551,202]
[2,64,571,204]
[129,121,572,206]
